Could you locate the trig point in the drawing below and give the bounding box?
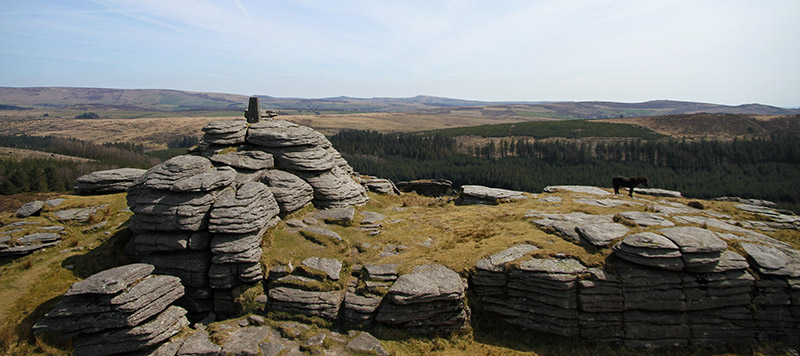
[245,97,261,123]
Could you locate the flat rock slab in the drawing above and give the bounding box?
[659,227,727,254]
[221,326,271,356]
[576,223,630,247]
[517,257,586,275]
[460,185,527,205]
[741,243,789,271]
[529,212,613,242]
[16,200,44,218]
[616,211,674,227]
[178,329,222,356]
[66,263,155,296]
[18,232,60,244]
[301,257,343,281]
[346,332,389,356]
[54,205,109,222]
[247,120,327,147]
[388,264,464,304]
[476,244,539,272]
[396,179,452,196]
[260,169,314,214]
[141,155,214,191]
[364,264,399,281]
[170,167,236,192]
[75,168,147,194]
[300,226,342,244]
[361,211,386,225]
[635,188,683,198]
[315,206,355,226]
[543,185,610,196]
[210,150,274,170]
[575,198,641,208]
[613,232,684,271]
[687,250,749,273]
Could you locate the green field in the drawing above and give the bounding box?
[426,120,664,139]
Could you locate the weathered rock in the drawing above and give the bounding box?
[177,330,222,356]
[715,196,778,208]
[66,264,155,296]
[385,264,464,305]
[475,244,539,272]
[260,169,314,213]
[296,167,369,208]
[659,227,727,254]
[208,182,280,234]
[209,150,274,171]
[615,211,675,227]
[301,257,343,281]
[220,326,270,356]
[171,167,236,192]
[271,145,336,171]
[75,168,147,194]
[543,185,610,195]
[741,243,789,272]
[346,332,388,356]
[54,205,109,223]
[268,287,344,320]
[686,250,749,273]
[364,264,399,281]
[16,200,44,218]
[575,198,642,208]
[133,231,211,252]
[300,226,342,245]
[246,120,327,147]
[396,179,452,196]
[140,156,214,191]
[127,188,219,232]
[315,206,355,226]
[576,222,630,247]
[529,212,613,242]
[613,232,684,271]
[202,120,247,145]
[635,188,683,198]
[45,198,66,207]
[18,232,60,244]
[73,306,188,356]
[361,178,400,195]
[459,185,527,205]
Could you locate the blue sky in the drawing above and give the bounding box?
[1,0,798,106]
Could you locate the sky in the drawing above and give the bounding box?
[0,0,798,107]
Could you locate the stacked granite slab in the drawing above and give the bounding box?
[126,113,369,316]
[33,264,188,356]
[343,264,399,326]
[245,119,368,208]
[75,168,147,194]
[472,224,800,347]
[375,264,469,334]
[267,257,346,320]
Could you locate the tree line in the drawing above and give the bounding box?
[329,130,800,212]
[0,135,163,195]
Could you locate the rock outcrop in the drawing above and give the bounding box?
[125,109,369,316]
[473,200,800,347]
[33,264,188,356]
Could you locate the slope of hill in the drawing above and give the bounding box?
[601,113,800,139]
[1,87,797,117]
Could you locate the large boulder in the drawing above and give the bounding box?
[75,168,147,194]
[459,185,527,205]
[33,264,188,356]
[16,200,44,218]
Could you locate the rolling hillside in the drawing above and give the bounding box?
[1,87,797,118]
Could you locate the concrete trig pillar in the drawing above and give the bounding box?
[245,97,261,123]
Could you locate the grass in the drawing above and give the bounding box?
[0,192,132,355]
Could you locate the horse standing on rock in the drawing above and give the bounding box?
[613,176,649,197]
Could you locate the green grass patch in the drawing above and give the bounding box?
[425,120,663,139]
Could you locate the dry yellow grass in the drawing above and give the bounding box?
[0,111,530,149]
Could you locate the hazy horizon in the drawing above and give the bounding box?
[1,1,798,107]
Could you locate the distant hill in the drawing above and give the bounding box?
[1,87,797,117]
[601,113,800,139]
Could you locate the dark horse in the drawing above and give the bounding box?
[613,176,649,197]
